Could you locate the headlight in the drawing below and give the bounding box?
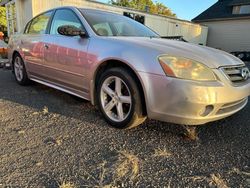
[158,55,216,81]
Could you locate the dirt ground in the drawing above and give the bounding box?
[0,69,249,188]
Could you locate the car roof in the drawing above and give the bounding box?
[43,6,121,17]
[79,8,119,15]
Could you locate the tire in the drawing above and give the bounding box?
[13,54,30,85]
[97,67,146,129]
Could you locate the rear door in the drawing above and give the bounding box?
[43,8,89,97]
[21,11,53,78]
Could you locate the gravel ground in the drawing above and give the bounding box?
[0,69,249,188]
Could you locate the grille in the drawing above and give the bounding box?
[216,98,248,115]
[222,65,249,83]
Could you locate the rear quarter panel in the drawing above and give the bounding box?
[8,34,23,66]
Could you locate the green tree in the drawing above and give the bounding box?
[111,0,131,7]
[154,2,176,17]
[110,0,176,17]
[0,6,7,31]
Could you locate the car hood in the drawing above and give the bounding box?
[108,37,244,69]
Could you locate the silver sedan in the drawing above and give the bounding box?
[8,7,250,128]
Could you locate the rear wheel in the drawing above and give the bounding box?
[97,67,146,129]
[13,54,30,85]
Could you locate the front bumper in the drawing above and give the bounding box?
[139,71,250,125]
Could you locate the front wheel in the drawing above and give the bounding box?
[97,67,146,129]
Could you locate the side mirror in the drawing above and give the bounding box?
[57,25,86,37]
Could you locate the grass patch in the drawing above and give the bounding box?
[18,130,25,134]
[153,148,172,158]
[59,182,76,188]
[209,174,228,188]
[42,106,49,115]
[182,125,199,141]
[229,167,250,177]
[115,151,140,181]
[185,173,228,188]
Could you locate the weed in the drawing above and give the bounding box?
[153,148,172,158]
[59,182,75,188]
[209,174,228,188]
[43,106,49,115]
[115,151,140,181]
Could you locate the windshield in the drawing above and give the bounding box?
[80,9,159,37]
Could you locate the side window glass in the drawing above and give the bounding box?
[113,22,135,36]
[113,22,124,35]
[50,9,83,35]
[93,22,113,36]
[28,11,52,34]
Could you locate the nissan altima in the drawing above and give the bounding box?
[8,7,250,129]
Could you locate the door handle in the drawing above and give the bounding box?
[44,44,49,49]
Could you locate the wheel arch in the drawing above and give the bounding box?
[92,59,147,116]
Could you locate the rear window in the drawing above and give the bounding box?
[28,11,53,34]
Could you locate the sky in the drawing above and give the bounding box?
[97,0,218,21]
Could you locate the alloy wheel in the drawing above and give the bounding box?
[100,76,132,122]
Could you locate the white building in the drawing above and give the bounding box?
[192,0,250,53]
[0,0,208,45]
